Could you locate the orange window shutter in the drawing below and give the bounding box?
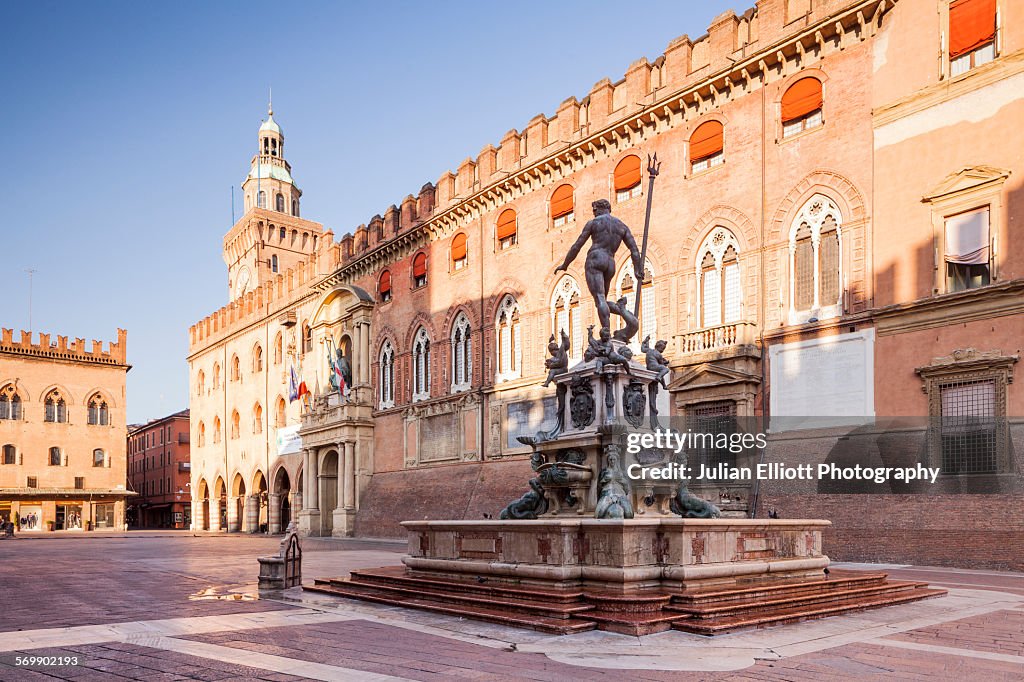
[413,253,427,277]
[451,234,467,261]
[949,0,996,58]
[551,185,575,219]
[689,121,724,161]
[614,155,642,191]
[379,270,391,293]
[496,209,517,240]
[781,77,823,123]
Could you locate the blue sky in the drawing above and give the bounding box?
[0,0,738,423]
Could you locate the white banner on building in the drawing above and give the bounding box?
[276,425,302,455]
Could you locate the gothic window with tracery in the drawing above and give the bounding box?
[789,194,842,323]
[44,389,67,423]
[696,228,742,328]
[87,393,109,426]
[451,314,472,392]
[412,327,431,402]
[551,276,583,361]
[379,340,395,409]
[0,384,22,421]
[614,259,656,351]
[496,295,522,382]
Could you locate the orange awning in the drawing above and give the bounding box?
[412,253,427,277]
[949,0,996,58]
[550,184,574,219]
[689,120,723,161]
[496,209,517,240]
[379,270,391,294]
[614,155,641,191]
[451,233,467,261]
[781,77,823,123]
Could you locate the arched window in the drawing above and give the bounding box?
[275,193,285,212]
[291,229,298,246]
[198,421,206,447]
[230,355,240,382]
[258,191,266,208]
[274,333,283,365]
[789,194,843,321]
[696,228,742,328]
[276,396,287,427]
[230,410,240,439]
[451,233,468,271]
[93,449,106,467]
[615,259,656,350]
[2,444,15,465]
[213,363,221,389]
[412,327,431,402]
[552,276,583,361]
[253,344,263,373]
[413,252,427,288]
[379,340,395,409]
[271,254,279,273]
[252,403,263,434]
[196,370,205,396]
[378,270,392,302]
[213,416,222,444]
[279,226,286,241]
[614,155,642,202]
[87,393,109,426]
[49,446,62,466]
[497,209,517,250]
[302,322,313,353]
[0,384,22,421]
[781,77,823,138]
[451,314,472,392]
[690,121,724,172]
[496,295,521,382]
[44,389,67,423]
[292,199,299,216]
[551,185,575,227]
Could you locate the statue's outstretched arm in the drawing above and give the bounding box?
[556,222,592,272]
[560,330,570,351]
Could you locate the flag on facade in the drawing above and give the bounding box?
[288,365,299,402]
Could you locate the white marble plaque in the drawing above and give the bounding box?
[769,329,874,424]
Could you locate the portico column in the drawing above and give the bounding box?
[209,499,221,532]
[268,493,281,533]
[343,441,355,509]
[245,494,259,533]
[308,449,319,509]
[291,491,301,521]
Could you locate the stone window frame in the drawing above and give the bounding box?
[787,193,844,325]
[0,383,24,421]
[44,389,68,423]
[916,348,1018,474]
[378,339,395,410]
[87,392,110,426]
[495,295,522,383]
[551,275,583,363]
[450,314,472,393]
[922,167,1008,295]
[695,226,742,329]
[412,327,431,403]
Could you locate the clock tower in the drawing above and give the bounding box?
[222,102,326,302]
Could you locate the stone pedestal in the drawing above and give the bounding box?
[402,518,829,592]
[332,508,355,537]
[298,508,320,537]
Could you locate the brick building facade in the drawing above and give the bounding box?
[0,328,131,532]
[188,0,1023,568]
[127,409,191,529]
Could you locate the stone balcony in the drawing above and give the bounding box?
[301,389,372,430]
[675,321,758,357]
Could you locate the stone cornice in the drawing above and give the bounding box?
[874,280,1024,337]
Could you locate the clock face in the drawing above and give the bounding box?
[235,267,251,297]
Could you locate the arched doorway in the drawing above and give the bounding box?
[319,450,339,536]
[252,470,268,533]
[197,479,210,531]
[231,474,246,532]
[272,467,291,533]
[214,476,227,532]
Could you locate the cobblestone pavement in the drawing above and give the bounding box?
[0,533,1022,680]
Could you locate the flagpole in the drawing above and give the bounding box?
[633,153,662,321]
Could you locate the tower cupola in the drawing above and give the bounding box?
[242,97,302,216]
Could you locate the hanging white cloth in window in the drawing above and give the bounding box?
[944,208,989,265]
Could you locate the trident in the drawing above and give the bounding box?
[633,153,661,320]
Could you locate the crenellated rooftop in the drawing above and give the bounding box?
[0,327,128,366]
